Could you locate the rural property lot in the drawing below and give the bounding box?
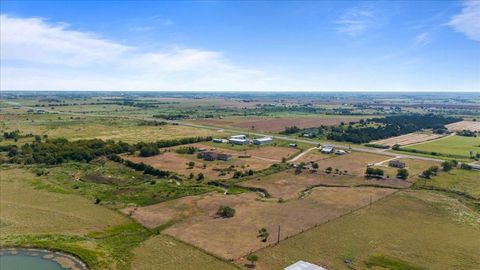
[125,187,396,260]
[0,168,129,235]
[253,190,480,270]
[308,152,389,176]
[446,120,480,132]
[240,170,410,200]
[193,115,366,132]
[373,132,445,147]
[124,144,297,180]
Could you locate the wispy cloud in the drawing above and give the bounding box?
[447,0,480,41]
[335,6,377,37]
[0,14,272,91]
[414,32,431,47]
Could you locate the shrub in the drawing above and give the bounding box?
[216,205,235,218]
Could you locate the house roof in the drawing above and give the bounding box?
[284,260,327,270]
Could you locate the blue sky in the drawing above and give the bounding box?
[1,0,479,91]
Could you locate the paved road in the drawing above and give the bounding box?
[5,101,445,163]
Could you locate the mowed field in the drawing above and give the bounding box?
[373,158,440,179]
[124,187,396,260]
[253,190,480,270]
[373,132,445,147]
[446,120,480,132]
[123,144,297,180]
[192,115,366,132]
[131,234,238,270]
[0,167,129,235]
[403,135,480,158]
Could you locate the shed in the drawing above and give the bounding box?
[389,160,406,168]
[253,137,273,145]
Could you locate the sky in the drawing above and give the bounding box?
[1,0,479,92]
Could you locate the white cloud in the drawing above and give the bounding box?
[0,14,272,91]
[414,32,431,47]
[447,0,480,41]
[335,7,377,37]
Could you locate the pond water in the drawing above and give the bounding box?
[0,249,87,270]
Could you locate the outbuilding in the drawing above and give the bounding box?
[284,260,327,270]
[389,160,406,168]
[253,137,273,145]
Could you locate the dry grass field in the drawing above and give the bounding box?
[123,144,296,180]
[309,152,389,176]
[125,187,396,260]
[131,234,238,270]
[193,115,365,132]
[373,132,445,147]
[374,158,440,179]
[0,168,129,235]
[253,190,480,270]
[446,120,480,132]
[240,170,410,200]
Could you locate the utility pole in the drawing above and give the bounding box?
[277,225,281,244]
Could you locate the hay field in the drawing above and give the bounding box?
[446,120,480,132]
[373,132,444,147]
[125,187,395,259]
[193,115,366,132]
[403,135,480,158]
[0,168,129,235]
[253,190,480,270]
[131,234,238,270]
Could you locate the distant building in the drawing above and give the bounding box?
[284,260,327,270]
[212,138,223,143]
[198,151,232,161]
[253,137,273,145]
[335,150,346,155]
[470,163,480,170]
[289,143,297,148]
[230,135,247,140]
[320,146,334,154]
[389,160,406,168]
[229,138,249,145]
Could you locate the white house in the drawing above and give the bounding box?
[320,146,334,154]
[253,137,273,145]
[284,260,327,270]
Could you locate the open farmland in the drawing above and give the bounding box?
[192,115,366,132]
[373,132,445,147]
[240,170,410,200]
[0,115,216,144]
[253,190,480,270]
[446,120,480,132]
[415,169,480,199]
[124,187,395,260]
[123,144,297,180]
[402,135,480,158]
[373,158,440,179]
[131,234,238,270]
[0,167,129,235]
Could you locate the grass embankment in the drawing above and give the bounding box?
[253,190,480,270]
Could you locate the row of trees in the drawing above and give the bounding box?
[108,154,171,178]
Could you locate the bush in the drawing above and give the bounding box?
[216,205,235,218]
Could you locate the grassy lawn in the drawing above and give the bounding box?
[131,234,239,270]
[253,190,480,270]
[414,168,480,200]
[402,135,480,159]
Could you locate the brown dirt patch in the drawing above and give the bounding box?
[373,133,445,147]
[446,121,480,132]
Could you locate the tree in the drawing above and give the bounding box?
[187,161,195,169]
[421,168,433,179]
[216,205,235,218]
[312,162,319,169]
[246,254,259,267]
[441,161,453,172]
[325,167,333,173]
[396,168,409,180]
[258,228,269,242]
[196,173,204,181]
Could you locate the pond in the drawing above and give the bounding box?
[0,248,88,270]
